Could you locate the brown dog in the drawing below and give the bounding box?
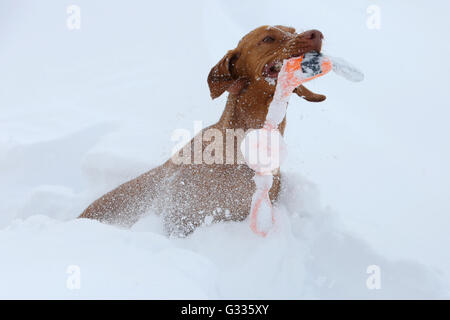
[79,25,326,236]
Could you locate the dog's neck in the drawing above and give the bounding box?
[217,85,287,134]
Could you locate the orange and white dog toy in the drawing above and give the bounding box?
[241,52,363,236]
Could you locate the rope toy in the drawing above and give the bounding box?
[240,52,363,236]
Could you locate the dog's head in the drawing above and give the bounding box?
[208,25,326,102]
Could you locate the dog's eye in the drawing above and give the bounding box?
[262,36,275,43]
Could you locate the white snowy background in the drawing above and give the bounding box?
[0,0,449,298]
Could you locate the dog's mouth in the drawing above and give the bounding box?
[262,60,283,79]
[261,53,305,79]
[261,51,326,102]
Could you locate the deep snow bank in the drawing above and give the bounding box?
[0,173,445,299]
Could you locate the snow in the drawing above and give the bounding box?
[1,0,450,299]
[1,173,445,299]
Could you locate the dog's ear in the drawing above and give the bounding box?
[208,50,246,99]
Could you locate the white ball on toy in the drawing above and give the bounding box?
[240,128,287,175]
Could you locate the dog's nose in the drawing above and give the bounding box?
[300,29,323,52]
[303,29,323,40]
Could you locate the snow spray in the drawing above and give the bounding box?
[240,52,364,236]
